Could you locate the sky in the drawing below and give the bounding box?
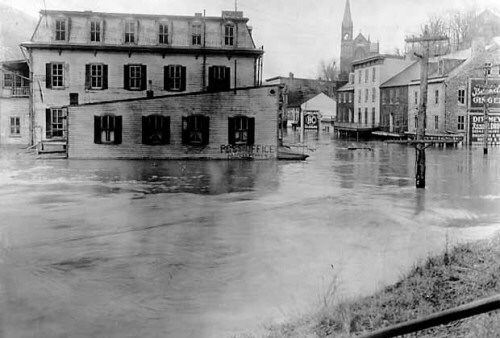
[2,0,500,79]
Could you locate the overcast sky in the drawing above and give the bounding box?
[3,0,500,79]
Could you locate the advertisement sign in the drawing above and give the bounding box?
[469,114,500,146]
[303,111,319,129]
[469,78,500,111]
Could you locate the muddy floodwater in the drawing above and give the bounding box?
[1,130,500,338]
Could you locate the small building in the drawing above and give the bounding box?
[0,60,30,146]
[67,85,280,159]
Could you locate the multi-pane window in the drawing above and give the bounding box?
[3,73,13,87]
[90,64,103,89]
[364,108,368,124]
[94,115,122,144]
[142,115,170,145]
[46,63,64,88]
[372,67,376,82]
[192,23,202,45]
[358,108,361,123]
[10,117,20,135]
[365,88,368,102]
[90,20,101,42]
[458,88,465,105]
[158,23,169,44]
[434,116,439,129]
[358,90,361,103]
[365,69,368,83]
[208,66,230,92]
[228,116,255,145]
[124,64,146,90]
[125,22,136,43]
[46,108,66,138]
[164,65,186,91]
[414,91,418,105]
[55,19,66,41]
[182,115,210,145]
[372,88,376,102]
[458,116,465,130]
[358,70,361,84]
[435,89,439,104]
[224,23,234,46]
[372,107,375,125]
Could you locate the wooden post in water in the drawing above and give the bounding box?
[405,28,448,189]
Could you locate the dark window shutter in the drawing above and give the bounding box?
[102,65,108,89]
[247,117,255,145]
[208,66,215,91]
[164,66,170,91]
[67,17,72,41]
[46,109,52,138]
[141,65,147,90]
[202,116,210,145]
[142,116,149,144]
[124,65,130,90]
[85,64,90,89]
[114,116,122,144]
[102,20,106,42]
[94,116,102,144]
[180,66,186,91]
[181,116,189,144]
[164,116,171,144]
[224,67,231,90]
[46,63,52,89]
[228,116,235,145]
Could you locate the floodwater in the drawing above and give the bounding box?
[1,130,500,338]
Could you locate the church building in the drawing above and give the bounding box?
[339,0,379,81]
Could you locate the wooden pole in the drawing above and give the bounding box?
[483,64,490,155]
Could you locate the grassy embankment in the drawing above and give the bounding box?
[241,233,500,338]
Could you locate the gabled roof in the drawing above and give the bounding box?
[380,61,420,88]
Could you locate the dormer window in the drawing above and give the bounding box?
[224,23,234,46]
[192,23,202,45]
[55,18,67,41]
[90,20,102,42]
[125,21,136,44]
[158,23,169,44]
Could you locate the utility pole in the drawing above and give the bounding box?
[483,63,490,155]
[405,27,448,189]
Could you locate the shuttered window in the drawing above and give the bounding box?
[124,64,147,90]
[46,63,65,88]
[90,20,102,42]
[208,66,230,92]
[94,115,122,144]
[125,21,136,43]
[224,23,234,46]
[55,19,66,41]
[182,115,210,146]
[164,65,186,91]
[228,116,255,145]
[158,23,169,44]
[142,115,170,145]
[85,64,108,90]
[46,108,66,139]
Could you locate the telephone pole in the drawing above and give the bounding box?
[405,28,448,189]
[483,63,490,155]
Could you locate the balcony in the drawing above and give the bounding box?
[1,86,30,98]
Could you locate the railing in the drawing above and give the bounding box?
[335,122,379,129]
[12,86,29,97]
[360,294,500,338]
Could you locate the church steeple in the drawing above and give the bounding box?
[342,0,353,30]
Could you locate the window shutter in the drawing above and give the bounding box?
[85,64,90,89]
[228,116,235,145]
[165,66,170,90]
[208,66,215,91]
[101,20,106,42]
[180,66,186,91]
[142,116,149,144]
[164,116,171,144]
[102,65,108,89]
[181,116,189,144]
[135,20,139,44]
[46,109,52,138]
[46,63,52,89]
[114,116,122,144]
[124,65,130,90]
[64,63,69,88]
[202,116,210,145]
[141,65,147,90]
[224,67,231,90]
[94,116,102,144]
[67,17,72,41]
[247,117,255,145]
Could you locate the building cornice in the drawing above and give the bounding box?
[20,42,264,57]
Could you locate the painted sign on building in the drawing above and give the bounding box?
[469,78,500,111]
[469,114,500,146]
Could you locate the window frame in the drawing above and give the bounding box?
[434,116,439,130]
[224,23,235,46]
[458,88,465,105]
[457,115,465,130]
[182,115,210,146]
[435,89,439,104]
[90,20,102,42]
[55,18,67,41]
[46,63,65,89]
[164,65,186,92]
[10,116,20,136]
[158,22,169,45]
[228,115,255,146]
[124,21,136,44]
[192,22,202,45]
[124,64,147,91]
[208,66,230,92]
[46,108,66,139]
[90,64,104,89]
[142,114,170,145]
[94,114,122,145]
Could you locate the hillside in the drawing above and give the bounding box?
[0,3,37,61]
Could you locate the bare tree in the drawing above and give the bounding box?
[318,59,339,82]
[448,8,477,51]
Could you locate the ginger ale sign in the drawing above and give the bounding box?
[469,79,500,110]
